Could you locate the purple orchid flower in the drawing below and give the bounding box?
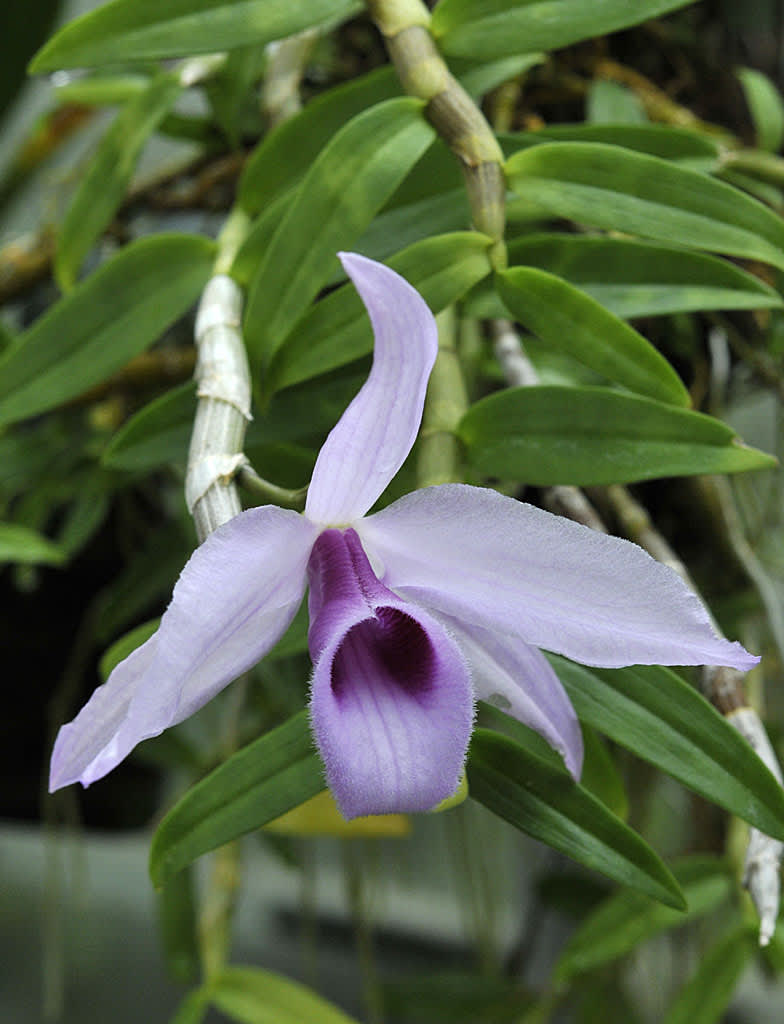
[49,253,758,819]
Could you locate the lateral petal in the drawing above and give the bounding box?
[358,484,758,671]
[305,253,438,525]
[308,529,473,819]
[442,615,583,778]
[50,507,318,789]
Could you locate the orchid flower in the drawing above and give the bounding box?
[49,254,757,819]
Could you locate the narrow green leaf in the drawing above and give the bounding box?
[468,722,685,908]
[509,234,782,317]
[209,966,360,1024]
[459,385,776,485]
[500,123,721,169]
[737,67,784,153]
[238,66,399,215]
[663,922,755,1024]
[149,711,325,887]
[102,382,195,471]
[0,522,65,566]
[498,267,690,405]
[506,142,784,270]
[580,726,628,821]
[554,856,732,981]
[467,234,782,319]
[243,99,435,368]
[56,73,183,290]
[270,232,493,391]
[157,866,200,984]
[31,0,360,70]
[0,234,215,428]
[548,657,784,840]
[433,0,697,60]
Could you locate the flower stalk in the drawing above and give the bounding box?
[417,306,467,488]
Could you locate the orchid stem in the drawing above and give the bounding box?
[366,0,507,268]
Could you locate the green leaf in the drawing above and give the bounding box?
[209,966,360,1024]
[99,619,160,681]
[0,234,215,428]
[169,989,210,1024]
[243,99,435,369]
[270,232,493,391]
[509,234,782,317]
[31,0,360,71]
[468,716,685,908]
[505,142,784,270]
[102,382,195,471]
[587,80,647,124]
[579,726,628,821]
[554,856,732,981]
[55,73,183,290]
[467,234,782,319]
[0,522,64,566]
[51,72,151,107]
[149,711,325,887]
[456,53,544,99]
[737,67,784,153]
[157,866,200,984]
[432,0,697,60]
[238,66,399,215]
[662,922,755,1024]
[497,267,690,405]
[500,123,720,169]
[459,385,776,485]
[549,657,784,841]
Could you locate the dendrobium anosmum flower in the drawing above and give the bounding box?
[50,253,758,819]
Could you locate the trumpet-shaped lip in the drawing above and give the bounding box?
[307,528,474,819]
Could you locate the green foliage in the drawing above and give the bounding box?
[497,267,691,405]
[550,658,784,839]
[459,385,775,485]
[0,234,215,427]
[432,0,698,59]
[554,856,733,981]
[149,712,325,887]
[207,966,360,1023]
[243,98,435,369]
[30,0,360,69]
[55,72,183,290]
[506,142,784,269]
[469,708,685,908]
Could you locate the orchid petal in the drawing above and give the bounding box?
[50,507,318,789]
[358,484,758,671]
[305,253,438,525]
[441,615,583,778]
[307,528,473,819]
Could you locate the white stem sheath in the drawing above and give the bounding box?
[186,275,252,542]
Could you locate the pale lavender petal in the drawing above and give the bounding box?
[308,528,473,819]
[305,253,438,526]
[50,507,318,789]
[440,615,583,778]
[358,484,758,671]
[49,633,159,790]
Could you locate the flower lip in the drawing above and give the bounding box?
[306,527,474,818]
